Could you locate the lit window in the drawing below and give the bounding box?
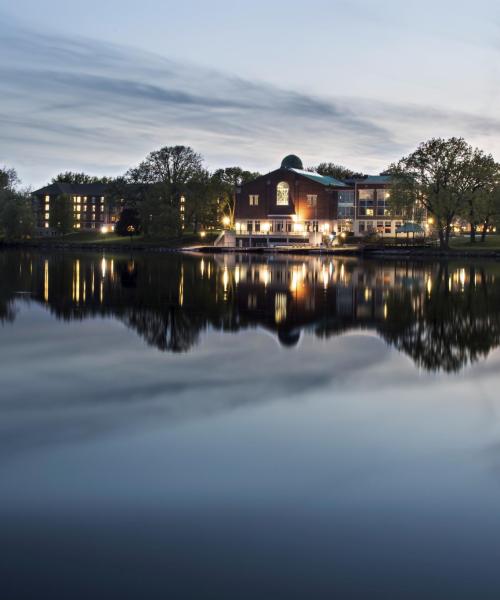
[306,194,317,207]
[45,212,49,219]
[276,182,289,206]
[76,214,81,220]
[92,214,96,221]
[249,195,259,206]
[76,206,81,212]
[358,189,375,200]
[44,223,49,229]
[101,197,104,203]
[45,204,50,211]
[255,220,260,232]
[44,195,50,202]
[92,206,96,212]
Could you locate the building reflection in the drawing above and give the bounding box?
[1,250,500,372]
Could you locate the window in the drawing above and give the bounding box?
[275,220,283,232]
[276,182,289,206]
[249,195,259,206]
[358,189,375,217]
[44,195,50,202]
[92,206,96,212]
[254,220,260,232]
[286,221,292,232]
[101,197,105,204]
[359,222,366,233]
[44,212,49,220]
[358,189,375,201]
[338,206,354,218]
[385,221,392,234]
[306,194,317,207]
[92,214,96,221]
[45,204,50,211]
[247,221,253,233]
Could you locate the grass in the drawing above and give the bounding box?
[449,235,500,251]
[15,230,218,248]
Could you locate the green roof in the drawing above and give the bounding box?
[289,168,347,187]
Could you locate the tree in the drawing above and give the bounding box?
[115,208,140,237]
[211,167,260,225]
[0,167,34,240]
[455,149,499,242]
[127,146,203,236]
[388,138,476,249]
[184,169,219,233]
[308,162,364,180]
[52,172,113,184]
[49,194,74,234]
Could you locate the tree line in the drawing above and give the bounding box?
[1,139,500,244]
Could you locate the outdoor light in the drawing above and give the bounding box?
[222,216,231,227]
[200,231,207,238]
[427,217,434,225]
[101,225,109,234]
[261,222,271,233]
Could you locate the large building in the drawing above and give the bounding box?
[233,155,405,247]
[32,182,119,233]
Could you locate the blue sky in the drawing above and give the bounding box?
[1,0,500,187]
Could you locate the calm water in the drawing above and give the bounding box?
[2,250,500,599]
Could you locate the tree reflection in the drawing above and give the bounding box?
[1,250,500,372]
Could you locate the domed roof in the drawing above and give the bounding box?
[281,154,304,170]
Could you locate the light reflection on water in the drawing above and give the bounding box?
[2,250,500,599]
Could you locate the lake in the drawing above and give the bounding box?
[1,249,500,599]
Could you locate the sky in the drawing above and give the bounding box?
[1,0,500,187]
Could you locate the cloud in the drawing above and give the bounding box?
[1,17,500,186]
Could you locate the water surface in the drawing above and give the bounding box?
[1,250,500,599]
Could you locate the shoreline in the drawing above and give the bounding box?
[2,239,500,259]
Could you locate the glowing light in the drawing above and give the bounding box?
[459,268,466,289]
[200,231,207,238]
[235,265,240,285]
[235,222,242,233]
[293,222,304,233]
[200,258,205,277]
[427,217,435,225]
[44,260,49,303]
[222,216,231,227]
[275,293,287,323]
[261,222,271,233]
[101,258,107,278]
[179,265,184,306]
[101,225,110,234]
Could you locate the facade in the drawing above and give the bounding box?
[32,182,120,234]
[234,155,406,247]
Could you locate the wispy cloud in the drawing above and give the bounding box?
[1,17,500,186]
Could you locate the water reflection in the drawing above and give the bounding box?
[1,250,500,371]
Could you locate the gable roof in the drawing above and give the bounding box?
[289,168,347,187]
